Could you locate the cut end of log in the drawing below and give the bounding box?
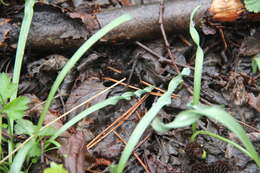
[209,0,245,22]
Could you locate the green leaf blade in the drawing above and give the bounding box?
[2,96,30,120]
[0,73,17,104]
[151,111,201,132]
[189,6,204,105]
[245,0,260,13]
[15,119,35,136]
[27,142,41,158]
[37,14,133,131]
[47,86,153,144]
[9,140,34,173]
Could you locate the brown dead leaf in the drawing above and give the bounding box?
[26,94,69,137]
[68,12,99,31]
[224,72,248,105]
[65,78,108,120]
[0,18,18,48]
[209,0,245,22]
[59,131,87,173]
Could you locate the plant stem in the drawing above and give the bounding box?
[9,0,35,162]
[11,0,35,100]
[191,122,197,134]
[0,114,2,159]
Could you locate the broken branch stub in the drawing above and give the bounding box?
[0,4,89,51]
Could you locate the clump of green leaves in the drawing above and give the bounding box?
[0,0,132,171]
[0,73,30,166]
[244,0,260,13]
[1,10,132,173]
[151,5,260,168]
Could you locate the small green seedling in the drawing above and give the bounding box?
[0,72,30,128]
[111,68,190,173]
[0,73,30,168]
[252,54,260,73]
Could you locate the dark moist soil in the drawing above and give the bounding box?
[0,0,260,173]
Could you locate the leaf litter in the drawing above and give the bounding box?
[0,0,260,173]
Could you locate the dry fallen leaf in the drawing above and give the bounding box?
[209,0,245,22]
[59,131,87,173]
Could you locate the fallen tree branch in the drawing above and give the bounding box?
[0,0,259,51]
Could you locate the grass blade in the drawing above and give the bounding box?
[191,105,260,167]
[151,110,201,132]
[190,6,204,105]
[252,54,260,73]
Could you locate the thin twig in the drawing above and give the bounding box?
[135,41,194,70]
[179,35,192,47]
[159,0,180,73]
[218,28,228,50]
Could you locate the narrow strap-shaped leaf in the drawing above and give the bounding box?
[151,111,201,132]
[252,54,260,73]
[191,105,260,166]
[189,6,204,105]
